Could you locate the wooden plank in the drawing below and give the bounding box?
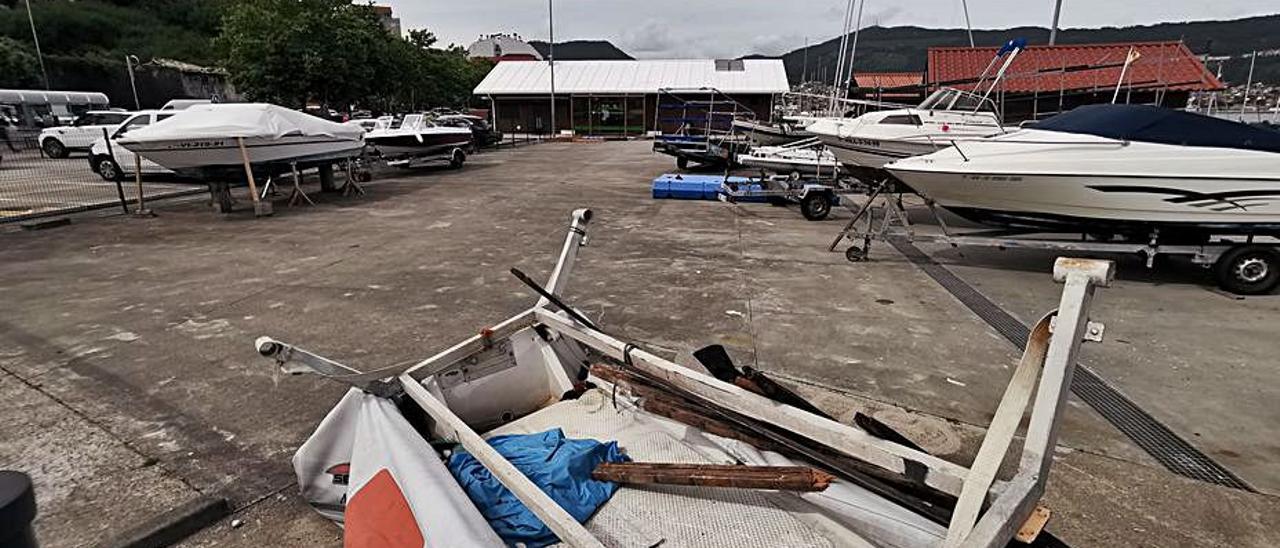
[539,309,971,497]
[592,462,835,491]
[397,375,604,548]
[1015,505,1052,544]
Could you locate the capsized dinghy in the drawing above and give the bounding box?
[256,209,1115,547]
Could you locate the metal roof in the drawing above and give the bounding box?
[927,41,1223,94]
[473,59,790,95]
[0,89,110,105]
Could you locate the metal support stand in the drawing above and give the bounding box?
[287,162,315,207]
[341,158,366,197]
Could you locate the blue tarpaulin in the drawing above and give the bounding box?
[446,429,630,547]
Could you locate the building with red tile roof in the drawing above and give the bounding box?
[927,41,1223,121]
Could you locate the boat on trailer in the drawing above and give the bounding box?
[256,210,1116,547]
[365,113,473,166]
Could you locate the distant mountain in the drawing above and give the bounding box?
[762,14,1280,85]
[529,40,633,60]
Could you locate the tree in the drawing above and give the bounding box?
[217,0,399,108]
[0,37,40,88]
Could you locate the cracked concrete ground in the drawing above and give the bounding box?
[1,141,1277,547]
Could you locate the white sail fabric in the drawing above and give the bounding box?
[121,103,364,143]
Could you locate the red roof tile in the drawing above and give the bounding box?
[853,72,923,89]
[927,41,1223,94]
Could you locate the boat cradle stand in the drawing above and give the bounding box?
[254,208,1117,547]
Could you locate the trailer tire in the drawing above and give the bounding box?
[676,156,688,170]
[450,149,466,169]
[1214,245,1280,295]
[800,192,832,221]
[845,246,867,262]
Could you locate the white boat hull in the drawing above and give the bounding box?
[124,134,365,172]
[888,129,1280,232]
[817,134,940,169]
[892,170,1280,230]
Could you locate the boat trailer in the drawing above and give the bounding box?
[254,209,1116,547]
[718,173,868,221]
[831,181,1280,295]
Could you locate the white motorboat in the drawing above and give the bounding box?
[738,138,843,176]
[808,87,1008,171]
[254,209,1113,548]
[731,118,815,146]
[886,104,1280,235]
[116,103,366,178]
[365,113,473,160]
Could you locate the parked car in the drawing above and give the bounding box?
[161,99,212,111]
[38,110,134,158]
[87,110,177,181]
[435,114,502,148]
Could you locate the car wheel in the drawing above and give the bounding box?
[42,138,68,159]
[95,157,122,181]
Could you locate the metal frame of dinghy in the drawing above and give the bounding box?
[255,209,1117,548]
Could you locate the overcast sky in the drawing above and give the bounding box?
[383,1,1273,58]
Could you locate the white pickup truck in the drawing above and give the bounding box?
[87,110,177,181]
[37,110,133,158]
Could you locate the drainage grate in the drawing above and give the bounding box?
[889,238,1256,492]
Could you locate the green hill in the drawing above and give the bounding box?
[767,14,1280,86]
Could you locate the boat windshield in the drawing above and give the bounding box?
[917,88,996,113]
[1037,104,1280,153]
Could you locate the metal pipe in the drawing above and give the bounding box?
[1048,0,1063,45]
[125,55,141,110]
[961,0,975,48]
[23,0,49,89]
[548,0,556,136]
[843,0,865,101]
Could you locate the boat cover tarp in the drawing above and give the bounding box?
[1037,104,1280,153]
[447,428,629,547]
[121,103,364,143]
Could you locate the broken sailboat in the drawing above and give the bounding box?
[255,209,1114,547]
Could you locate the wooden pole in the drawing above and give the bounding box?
[592,462,835,492]
[132,152,151,215]
[237,137,270,216]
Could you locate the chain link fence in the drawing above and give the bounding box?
[0,125,205,225]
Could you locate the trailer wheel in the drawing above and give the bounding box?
[676,156,688,170]
[800,192,832,221]
[845,246,867,262]
[450,149,466,169]
[1214,245,1280,295]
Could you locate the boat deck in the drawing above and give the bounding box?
[487,389,893,547]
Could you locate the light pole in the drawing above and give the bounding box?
[23,0,50,89]
[547,0,556,136]
[125,55,142,110]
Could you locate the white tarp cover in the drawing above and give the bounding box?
[121,103,364,143]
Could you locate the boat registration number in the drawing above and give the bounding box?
[843,137,880,147]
